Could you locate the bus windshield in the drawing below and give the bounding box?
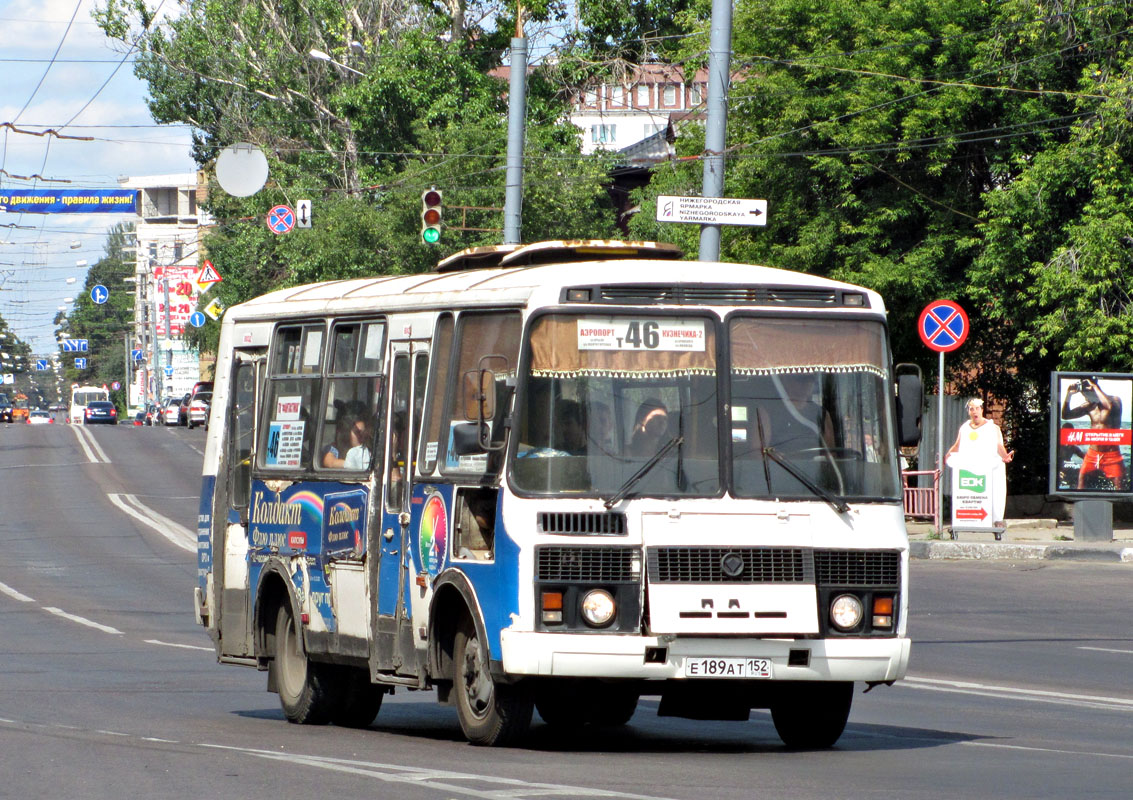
[728,316,900,502]
[512,313,721,498]
[511,313,901,502]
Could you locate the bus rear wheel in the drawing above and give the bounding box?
[454,619,532,746]
[770,681,853,749]
[273,603,336,725]
[329,667,385,729]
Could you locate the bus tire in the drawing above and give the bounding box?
[770,681,853,749]
[535,685,588,728]
[454,619,532,746]
[273,603,337,725]
[329,667,384,729]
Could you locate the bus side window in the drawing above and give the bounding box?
[318,320,386,473]
[261,324,323,471]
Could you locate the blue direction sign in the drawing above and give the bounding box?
[90,284,109,305]
[75,357,88,369]
[132,349,143,362]
[36,359,48,371]
[189,311,206,328]
[164,365,174,378]
[61,338,89,352]
[918,300,969,353]
[267,205,296,235]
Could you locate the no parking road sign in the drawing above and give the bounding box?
[918,299,969,352]
[267,205,296,235]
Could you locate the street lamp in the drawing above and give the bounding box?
[308,48,364,76]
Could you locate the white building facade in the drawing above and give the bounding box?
[119,172,209,406]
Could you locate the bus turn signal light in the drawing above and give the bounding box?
[873,596,894,628]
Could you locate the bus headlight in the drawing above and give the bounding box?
[580,589,615,627]
[830,594,863,630]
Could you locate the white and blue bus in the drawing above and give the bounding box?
[194,240,923,747]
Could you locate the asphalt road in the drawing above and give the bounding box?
[1,421,1130,799]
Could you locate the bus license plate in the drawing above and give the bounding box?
[686,657,772,679]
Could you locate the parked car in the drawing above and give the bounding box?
[28,409,53,425]
[160,397,181,426]
[83,400,118,425]
[0,395,12,423]
[187,392,211,429]
[177,393,192,426]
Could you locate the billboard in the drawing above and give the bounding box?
[153,264,201,336]
[0,189,137,214]
[1049,372,1133,496]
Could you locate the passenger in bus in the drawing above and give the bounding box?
[344,415,374,470]
[628,399,671,457]
[587,401,617,455]
[553,400,588,455]
[321,414,355,469]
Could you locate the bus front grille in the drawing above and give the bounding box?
[647,547,810,584]
[535,546,639,582]
[814,550,901,586]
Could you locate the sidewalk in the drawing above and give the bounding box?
[905,518,1133,563]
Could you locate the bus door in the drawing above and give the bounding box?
[375,340,430,675]
[217,348,265,660]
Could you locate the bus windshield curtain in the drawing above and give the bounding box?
[729,318,886,378]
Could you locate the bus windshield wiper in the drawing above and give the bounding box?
[761,445,850,515]
[603,435,684,509]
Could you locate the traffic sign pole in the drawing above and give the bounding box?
[918,299,971,538]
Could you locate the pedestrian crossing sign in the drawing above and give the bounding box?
[195,260,223,292]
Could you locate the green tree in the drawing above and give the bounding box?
[97,0,617,358]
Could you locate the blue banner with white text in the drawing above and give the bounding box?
[0,189,137,214]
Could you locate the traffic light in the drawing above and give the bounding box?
[421,188,442,244]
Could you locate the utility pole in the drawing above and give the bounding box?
[698,0,735,262]
[502,5,527,244]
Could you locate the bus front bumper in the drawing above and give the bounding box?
[500,631,910,684]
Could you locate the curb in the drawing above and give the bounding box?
[909,541,1133,563]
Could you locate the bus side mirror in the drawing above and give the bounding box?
[462,369,495,422]
[895,364,923,447]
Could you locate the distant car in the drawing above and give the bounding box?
[49,403,65,412]
[177,393,192,426]
[28,409,53,425]
[161,397,181,426]
[191,381,213,398]
[187,392,211,429]
[134,402,159,426]
[0,401,11,423]
[83,401,118,425]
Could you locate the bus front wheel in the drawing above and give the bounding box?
[273,603,336,725]
[454,619,532,746]
[770,681,853,749]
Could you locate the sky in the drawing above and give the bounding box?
[0,0,194,356]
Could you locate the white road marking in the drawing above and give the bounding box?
[1078,646,1133,655]
[904,675,1133,711]
[144,639,213,652]
[71,424,111,464]
[961,740,1133,760]
[106,493,196,552]
[42,606,123,635]
[201,744,679,800]
[0,580,35,603]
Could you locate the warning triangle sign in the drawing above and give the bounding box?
[195,260,223,291]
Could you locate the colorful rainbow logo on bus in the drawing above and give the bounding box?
[419,492,448,574]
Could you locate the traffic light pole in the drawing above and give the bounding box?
[698,0,734,262]
[503,27,527,244]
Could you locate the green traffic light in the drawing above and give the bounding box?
[422,227,441,244]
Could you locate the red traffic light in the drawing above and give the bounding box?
[422,189,442,207]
